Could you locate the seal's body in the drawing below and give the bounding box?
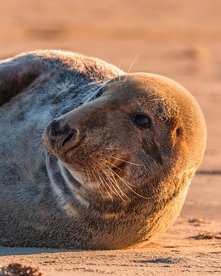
[0,51,206,249]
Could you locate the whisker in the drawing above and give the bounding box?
[128,54,140,73]
[97,166,120,200]
[83,81,107,103]
[96,162,130,202]
[102,170,127,202]
[105,154,143,167]
[108,169,130,202]
[90,169,106,199]
[111,169,150,200]
[104,160,124,171]
[96,169,113,201]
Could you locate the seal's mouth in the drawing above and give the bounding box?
[65,157,127,177]
[59,154,149,203]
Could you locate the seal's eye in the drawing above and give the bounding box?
[132,113,151,129]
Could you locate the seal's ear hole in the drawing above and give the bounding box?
[176,127,183,137]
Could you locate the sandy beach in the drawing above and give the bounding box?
[0,0,220,275]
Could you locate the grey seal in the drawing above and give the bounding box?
[0,50,206,249]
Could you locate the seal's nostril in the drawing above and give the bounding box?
[62,132,75,146]
[47,119,61,136]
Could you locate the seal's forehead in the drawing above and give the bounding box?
[103,73,203,124]
[103,73,181,122]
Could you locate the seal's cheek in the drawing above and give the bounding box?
[141,139,163,165]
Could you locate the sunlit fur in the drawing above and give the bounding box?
[0,51,206,249]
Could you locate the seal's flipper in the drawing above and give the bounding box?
[0,54,47,106]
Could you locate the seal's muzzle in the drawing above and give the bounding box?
[45,119,80,152]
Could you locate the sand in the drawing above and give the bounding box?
[0,0,220,275]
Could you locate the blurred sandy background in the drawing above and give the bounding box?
[0,0,220,275]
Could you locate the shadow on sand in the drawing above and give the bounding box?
[0,247,82,256]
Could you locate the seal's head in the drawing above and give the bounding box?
[43,73,206,247]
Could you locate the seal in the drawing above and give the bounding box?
[0,50,206,249]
